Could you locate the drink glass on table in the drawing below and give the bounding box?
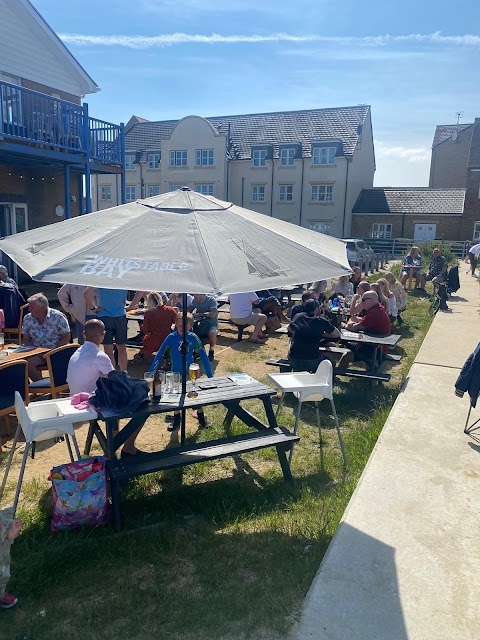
[154,369,165,398]
[0,333,4,351]
[172,372,181,393]
[188,363,200,397]
[143,372,154,398]
[165,372,174,393]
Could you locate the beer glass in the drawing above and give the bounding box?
[143,372,154,398]
[165,372,174,393]
[173,372,181,393]
[188,363,200,397]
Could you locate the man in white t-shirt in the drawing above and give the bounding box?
[229,291,268,343]
[66,319,144,457]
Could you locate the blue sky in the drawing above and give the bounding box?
[36,0,480,187]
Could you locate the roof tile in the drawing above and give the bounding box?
[353,188,465,215]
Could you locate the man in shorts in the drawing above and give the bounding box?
[229,291,268,344]
[85,287,131,371]
[190,294,218,361]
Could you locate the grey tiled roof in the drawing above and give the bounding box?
[125,105,370,159]
[432,123,472,147]
[352,188,465,215]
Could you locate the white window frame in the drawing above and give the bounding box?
[195,148,214,166]
[280,148,295,166]
[195,184,214,196]
[100,185,112,201]
[125,185,136,202]
[372,223,392,239]
[279,185,293,202]
[312,146,336,166]
[148,185,160,197]
[308,222,331,235]
[125,154,135,171]
[252,149,267,167]
[474,222,480,241]
[251,185,265,202]
[147,153,160,170]
[170,150,187,167]
[311,184,333,202]
[169,184,185,191]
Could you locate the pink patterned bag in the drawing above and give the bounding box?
[50,457,109,531]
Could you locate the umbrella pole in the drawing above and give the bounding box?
[181,293,188,446]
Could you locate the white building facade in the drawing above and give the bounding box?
[92,105,375,237]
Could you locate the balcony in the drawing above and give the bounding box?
[0,81,123,166]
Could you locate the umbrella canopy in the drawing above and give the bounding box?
[0,189,351,294]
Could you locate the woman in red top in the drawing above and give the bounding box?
[135,292,177,360]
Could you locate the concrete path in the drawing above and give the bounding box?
[295,268,480,640]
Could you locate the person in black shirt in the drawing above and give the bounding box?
[290,290,317,322]
[288,299,340,372]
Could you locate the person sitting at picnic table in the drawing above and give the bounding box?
[148,312,213,431]
[22,293,71,381]
[337,291,391,370]
[349,282,371,317]
[290,290,317,321]
[255,290,289,325]
[349,267,363,294]
[167,293,193,311]
[131,292,177,362]
[229,291,268,344]
[309,280,328,300]
[332,275,354,298]
[426,248,448,286]
[287,299,340,372]
[190,293,218,361]
[57,284,89,345]
[400,246,426,290]
[377,278,397,324]
[0,265,17,288]
[67,319,145,457]
[385,272,407,324]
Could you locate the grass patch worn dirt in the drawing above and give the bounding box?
[1,288,432,640]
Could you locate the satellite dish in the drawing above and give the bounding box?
[452,131,458,142]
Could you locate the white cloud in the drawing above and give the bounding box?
[375,142,430,164]
[59,31,480,50]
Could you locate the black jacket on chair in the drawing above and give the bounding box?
[90,371,148,414]
[455,342,480,407]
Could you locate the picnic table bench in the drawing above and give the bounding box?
[84,375,299,531]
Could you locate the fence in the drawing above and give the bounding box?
[366,238,468,259]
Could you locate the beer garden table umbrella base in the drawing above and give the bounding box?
[0,188,352,443]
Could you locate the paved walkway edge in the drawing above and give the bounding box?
[295,269,480,640]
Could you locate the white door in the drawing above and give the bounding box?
[414,223,436,241]
[0,203,28,279]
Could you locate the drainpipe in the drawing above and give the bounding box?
[341,157,350,238]
[83,102,91,213]
[270,156,275,216]
[140,161,144,199]
[64,164,71,219]
[120,122,126,204]
[241,177,244,207]
[298,157,305,227]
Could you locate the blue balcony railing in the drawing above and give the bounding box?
[0,81,123,165]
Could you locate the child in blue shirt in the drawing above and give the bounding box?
[148,312,213,431]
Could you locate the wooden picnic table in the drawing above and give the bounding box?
[0,345,50,363]
[338,330,401,378]
[84,375,299,530]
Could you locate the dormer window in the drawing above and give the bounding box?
[312,146,336,166]
[125,154,135,171]
[252,149,267,167]
[280,147,295,166]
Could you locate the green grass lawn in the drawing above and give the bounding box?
[1,287,433,640]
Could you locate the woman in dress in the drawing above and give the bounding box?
[385,272,407,324]
[377,278,397,323]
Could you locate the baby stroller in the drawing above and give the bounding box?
[446,265,460,295]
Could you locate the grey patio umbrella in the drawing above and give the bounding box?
[0,188,351,294]
[0,188,351,443]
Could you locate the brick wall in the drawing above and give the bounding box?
[352,214,463,240]
[0,164,80,229]
[461,169,480,240]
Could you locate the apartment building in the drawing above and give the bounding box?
[429,123,473,189]
[93,105,375,237]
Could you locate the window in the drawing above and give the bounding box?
[125,185,136,201]
[148,185,160,197]
[170,150,187,167]
[280,148,295,166]
[100,185,112,201]
[169,184,185,191]
[195,184,214,196]
[195,148,214,166]
[474,222,480,241]
[308,222,331,235]
[148,153,160,170]
[279,185,293,202]
[252,149,267,167]
[311,184,333,202]
[125,154,135,170]
[312,146,336,165]
[252,185,265,202]
[372,223,392,239]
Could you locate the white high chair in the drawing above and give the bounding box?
[268,359,346,464]
[0,392,97,515]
